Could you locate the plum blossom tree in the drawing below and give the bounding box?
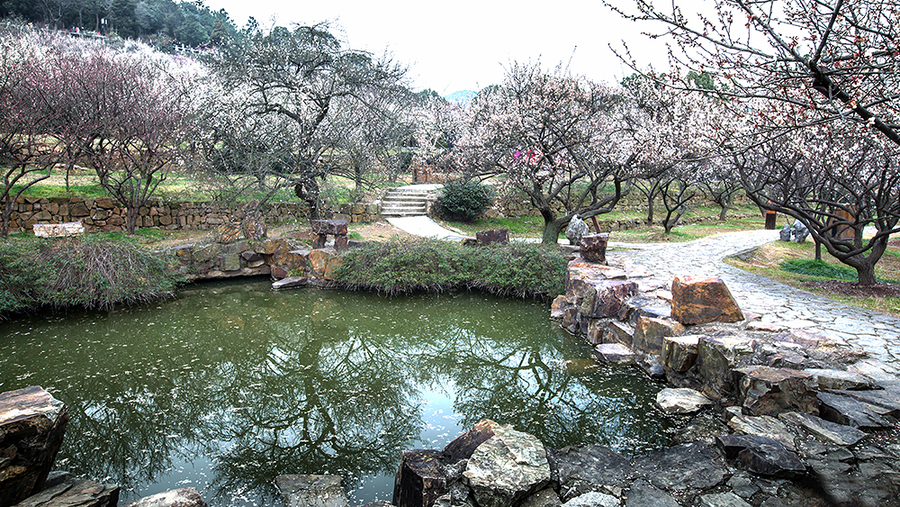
[612,0,900,284]
[610,0,900,145]
[207,23,406,218]
[456,62,632,244]
[622,74,718,230]
[0,28,66,236]
[737,122,900,285]
[45,39,196,234]
[408,91,465,182]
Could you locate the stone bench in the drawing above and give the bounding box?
[310,219,349,251]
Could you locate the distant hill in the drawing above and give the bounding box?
[444,90,477,106]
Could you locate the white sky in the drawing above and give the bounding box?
[202,0,673,94]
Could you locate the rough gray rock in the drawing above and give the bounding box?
[817,392,895,429]
[778,411,867,446]
[13,477,119,507]
[698,491,752,507]
[463,426,550,507]
[120,488,206,507]
[623,480,679,507]
[0,386,69,507]
[631,442,727,491]
[566,216,589,246]
[735,366,817,416]
[727,414,796,451]
[561,491,619,507]
[548,445,632,502]
[656,388,712,415]
[717,435,807,477]
[519,489,561,507]
[803,368,873,390]
[275,475,348,507]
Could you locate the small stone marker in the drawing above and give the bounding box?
[310,219,349,251]
[475,228,509,246]
[579,234,609,263]
[32,222,84,238]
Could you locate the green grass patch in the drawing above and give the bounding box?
[334,238,567,298]
[780,259,857,280]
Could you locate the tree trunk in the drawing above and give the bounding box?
[539,208,563,244]
[1,198,12,236]
[718,194,731,221]
[126,205,139,234]
[646,196,655,225]
[854,262,877,286]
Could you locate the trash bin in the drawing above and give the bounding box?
[764,210,777,230]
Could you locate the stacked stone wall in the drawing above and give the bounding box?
[5,196,381,233]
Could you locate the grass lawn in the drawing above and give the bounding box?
[440,204,765,243]
[725,240,900,317]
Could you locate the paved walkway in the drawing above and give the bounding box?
[386,216,469,241]
[608,230,900,365]
[387,216,900,365]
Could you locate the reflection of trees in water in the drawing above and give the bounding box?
[409,325,675,454]
[0,284,674,504]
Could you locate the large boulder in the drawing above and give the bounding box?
[662,335,701,373]
[463,426,550,507]
[671,276,744,325]
[696,336,757,397]
[578,281,639,320]
[0,386,69,507]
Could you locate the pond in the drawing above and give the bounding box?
[0,279,682,506]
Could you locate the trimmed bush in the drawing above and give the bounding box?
[438,179,494,222]
[0,236,184,318]
[334,238,567,298]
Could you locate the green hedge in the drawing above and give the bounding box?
[334,238,567,298]
[0,236,184,318]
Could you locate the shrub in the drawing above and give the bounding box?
[438,179,494,222]
[334,238,566,298]
[0,236,184,318]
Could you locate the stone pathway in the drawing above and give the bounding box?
[608,229,900,365]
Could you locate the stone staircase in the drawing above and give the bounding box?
[380,185,439,217]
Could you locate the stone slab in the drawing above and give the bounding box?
[656,388,712,415]
[778,411,867,447]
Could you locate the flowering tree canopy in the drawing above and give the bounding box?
[456,63,632,244]
[0,27,65,235]
[207,23,407,218]
[610,0,900,147]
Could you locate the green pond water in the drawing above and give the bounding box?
[0,279,681,506]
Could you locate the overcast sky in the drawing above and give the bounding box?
[202,0,673,95]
